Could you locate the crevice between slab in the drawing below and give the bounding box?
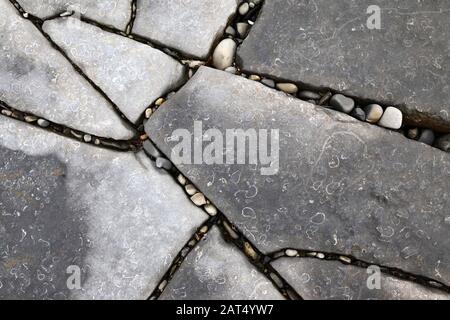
[0,100,140,152]
[7,0,139,132]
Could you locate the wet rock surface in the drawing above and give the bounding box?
[160,227,283,300]
[0,117,207,299]
[0,0,134,140]
[133,0,239,59]
[237,0,450,132]
[272,258,450,300]
[17,0,132,30]
[43,18,187,123]
[146,67,450,286]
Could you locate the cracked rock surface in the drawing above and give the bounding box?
[133,0,239,59]
[146,67,450,286]
[43,17,187,123]
[0,0,135,139]
[17,0,132,30]
[272,258,449,300]
[1,0,449,300]
[160,227,283,300]
[238,0,450,132]
[0,116,207,299]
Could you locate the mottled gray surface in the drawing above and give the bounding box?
[133,0,239,59]
[238,0,450,132]
[17,0,131,30]
[272,258,449,300]
[43,18,187,123]
[0,0,134,140]
[160,227,284,300]
[146,67,450,286]
[0,116,207,300]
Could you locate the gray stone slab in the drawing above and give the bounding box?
[237,0,450,132]
[160,227,284,300]
[17,0,131,30]
[133,0,239,59]
[272,258,449,300]
[43,18,187,123]
[146,67,450,286]
[0,0,134,140]
[0,116,207,300]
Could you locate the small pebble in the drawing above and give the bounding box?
[145,108,153,119]
[339,256,352,264]
[83,134,92,143]
[24,115,37,123]
[94,139,101,145]
[185,184,197,196]
[236,22,250,38]
[191,193,207,206]
[378,107,403,130]
[199,225,209,234]
[225,26,236,36]
[71,130,83,139]
[204,203,218,216]
[155,157,173,170]
[316,253,325,259]
[407,128,420,140]
[1,109,12,116]
[418,129,435,145]
[351,107,366,121]
[177,174,187,186]
[239,2,250,15]
[261,78,275,88]
[436,134,450,152]
[140,133,148,141]
[276,83,298,94]
[37,119,50,128]
[244,242,259,260]
[363,104,384,123]
[143,140,162,158]
[155,98,165,106]
[158,280,167,291]
[212,39,237,70]
[329,94,355,114]
[285,249,298,257]
[298,90,321,101]
[248,74,261,81]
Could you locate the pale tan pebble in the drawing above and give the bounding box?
[1,109,12,116]
[249,74,261,81]
[24,115,38,123]
[204,203,218,216]
[285,249,298,257]
[191,193,207,206]
[177,174,187,186]
[158,280,167,291]
[199,225,209,234]
[276,83,298,94]
[140,133,148,141]
[339,256,352,264]
[155,98,165,106]
[145,108,153,119]
[83,134,92,143]
[185,184,197,196]
[94,139,101,145]
[244,242,259,260]
[316,253,325,259]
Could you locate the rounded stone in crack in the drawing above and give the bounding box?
[363,104,384,123]
[436,134,450,152]
[378,107,403,130]
[212,39,237,70]
[329,94,355,114]
[276,83,298,94]
[418,129,436,145]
